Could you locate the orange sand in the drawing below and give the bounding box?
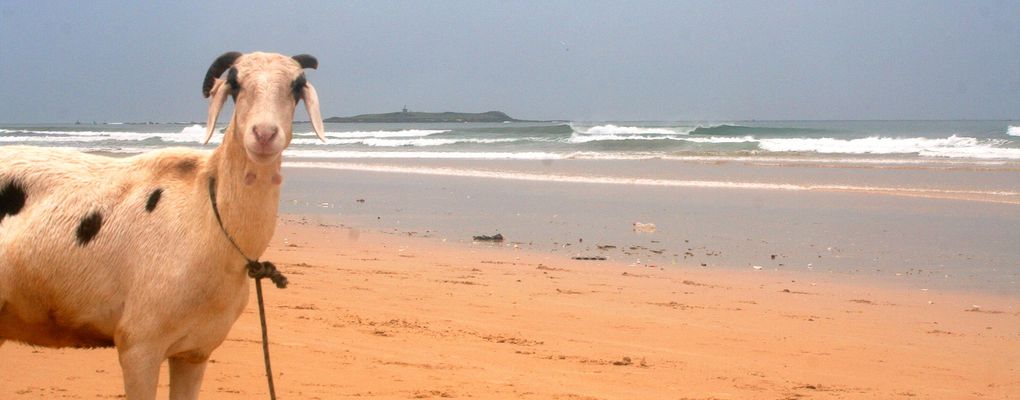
[2,216,1018,399]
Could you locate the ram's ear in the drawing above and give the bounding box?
[302,82,326,142]
[204,78,229,145]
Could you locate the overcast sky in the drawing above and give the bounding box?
[1,1,1018,123]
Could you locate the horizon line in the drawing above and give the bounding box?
[2,118,1019,125]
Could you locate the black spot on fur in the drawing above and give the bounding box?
[76,211,103,246]
[0,181,26,223]
[145,188,163,213]
[292,73,307,102]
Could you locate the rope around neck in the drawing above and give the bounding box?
[208,177,288,400]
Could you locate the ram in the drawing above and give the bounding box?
[0,51,325,399]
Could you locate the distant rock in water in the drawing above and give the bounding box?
[325,111,518,123]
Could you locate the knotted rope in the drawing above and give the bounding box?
[209,177,287,399]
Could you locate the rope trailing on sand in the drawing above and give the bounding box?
[209,177,288,399]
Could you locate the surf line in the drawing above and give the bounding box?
[283,161,1020,205]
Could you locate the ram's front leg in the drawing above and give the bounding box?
[117,341,166,400]
[169,356,209,400]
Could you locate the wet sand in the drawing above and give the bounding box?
[2,217,1018,399]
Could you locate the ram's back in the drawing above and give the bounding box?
[0,146,211,348]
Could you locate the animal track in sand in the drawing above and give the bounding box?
[780,289,817,295]
[647,301,744,312]
[677,279,730,289]
[538,354,649,368]
[648,301,706,310]
[412,389,455,398]
[780,313,828,322]
[848,299,898,306]
[277,304,319,310]
[436,279,485,286]
[476,333,544,346]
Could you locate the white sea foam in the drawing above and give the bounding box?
[757,135,1020,159]
[5,124,1019,162]
[178,124,205,133]
[288,137,527,147]
[0,135,112,143]
[677,135,757,144]
[566,134,756,144]
[283,150,562,160]
[918,146,1020,159]
[0,124,215,143]
[573,124,689,135]
[0,133,192,143]
[0,128,135,136]
[278,149,1005,166]
[567,134,683,143]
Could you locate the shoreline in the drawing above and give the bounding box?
[3,217,1017,399]
[283,160,1020,205]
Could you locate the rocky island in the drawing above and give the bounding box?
[324,108,519,123]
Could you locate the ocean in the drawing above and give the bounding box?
[2,120,1019,163]
[2,120,1019,293]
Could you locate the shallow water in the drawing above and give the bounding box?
[279,161,1020,295]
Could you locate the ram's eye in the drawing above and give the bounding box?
[226,67,240,98]
[292,74,307,102]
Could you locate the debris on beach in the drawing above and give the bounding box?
[632,222,656,233]
[473,233,504,242]
[571,256,607,261]
[752,265,763,270]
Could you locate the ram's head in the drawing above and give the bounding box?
[202,51,325,163]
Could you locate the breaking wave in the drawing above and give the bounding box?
[4,122,1019,161]
[572,124,689,135]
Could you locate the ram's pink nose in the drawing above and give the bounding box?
[252,124,279,145]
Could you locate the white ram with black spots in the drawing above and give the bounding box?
[0,51,326,400]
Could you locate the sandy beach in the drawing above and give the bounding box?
[4,2,1020,397]
[4,0,1020,397]
[2,212,1018,399]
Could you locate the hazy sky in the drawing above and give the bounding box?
[1,1,1018,123]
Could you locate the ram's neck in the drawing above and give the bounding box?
[205,120,282,261]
